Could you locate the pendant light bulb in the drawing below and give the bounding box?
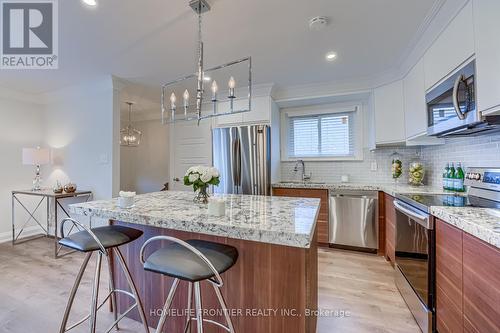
[228,76,236,89]
[170,92,176,108]
[211,80,218,94]
[183,89,190,107]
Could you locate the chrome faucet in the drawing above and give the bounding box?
[294,160,312,182]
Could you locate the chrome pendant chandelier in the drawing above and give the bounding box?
[161,0,252,125]
[120,102,142,147]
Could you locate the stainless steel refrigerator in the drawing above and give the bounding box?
[212,125,271,195]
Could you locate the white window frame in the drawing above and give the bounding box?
[280,103,364,161]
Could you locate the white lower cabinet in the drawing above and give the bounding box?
[473,0,500,115]
[374,80,406,145]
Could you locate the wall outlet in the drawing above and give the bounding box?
[370,161,378,171]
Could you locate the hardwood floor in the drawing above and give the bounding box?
[317,248,420,333]
[0,238,145,333]
[0,239,419,333]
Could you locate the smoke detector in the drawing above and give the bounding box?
[309,16,329,31]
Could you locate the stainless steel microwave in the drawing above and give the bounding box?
[426,60,500,137]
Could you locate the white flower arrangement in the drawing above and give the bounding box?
[184,165,220,192]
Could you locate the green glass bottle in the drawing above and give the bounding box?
[443,163,449,190]
[455,162,465,192]
[447,163,455,191]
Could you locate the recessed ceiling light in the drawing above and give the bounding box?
[82,0,97,7]
[203,76,211,81]
[326,52,337,61]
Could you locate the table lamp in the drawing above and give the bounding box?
[22,147,50,191]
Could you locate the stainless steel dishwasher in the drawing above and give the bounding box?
[329,190,378,251]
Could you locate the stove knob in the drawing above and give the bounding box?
[475,173,482,181]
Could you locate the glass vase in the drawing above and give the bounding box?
[194,185,209,204]
[408,153,425,186]
[390,151,403,184]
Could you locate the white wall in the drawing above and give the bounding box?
[120,119,170,194]
[44,76,118,200]
[0,89,47,241]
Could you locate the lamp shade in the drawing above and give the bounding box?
[22,148,50,166]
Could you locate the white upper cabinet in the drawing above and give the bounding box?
[424,1,474,90]
[242,96,272,124]
[374,80,406,145]
[404,59,426,139]
[213,96,272,127]
[473,0,500,115]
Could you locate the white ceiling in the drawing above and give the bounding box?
[0,0,437,96]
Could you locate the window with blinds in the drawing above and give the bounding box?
[287,112,355,158]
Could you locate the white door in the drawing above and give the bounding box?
[169,120,213,191]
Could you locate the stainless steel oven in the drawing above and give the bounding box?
[393,199,435,333]
[426,60,500,137]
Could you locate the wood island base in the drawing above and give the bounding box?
[111,221,318,333]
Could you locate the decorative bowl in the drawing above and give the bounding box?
[64,183,77,193]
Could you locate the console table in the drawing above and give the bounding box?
[11,189,92,258]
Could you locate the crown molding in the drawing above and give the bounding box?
[273,66,400,101]
[396,0,447,74]
[112,75,127,92]
[252,83,275,98]
[398,0,469,77]
[275,90,372,109]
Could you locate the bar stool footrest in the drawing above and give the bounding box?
[62,288,138,333]
[187,317,231,332]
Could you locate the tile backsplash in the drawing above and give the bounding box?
[281,134,500,188]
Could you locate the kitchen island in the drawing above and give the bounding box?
[70,191,320,333]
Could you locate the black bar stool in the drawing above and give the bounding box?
[140,236,239,333]
[58,218,149,333]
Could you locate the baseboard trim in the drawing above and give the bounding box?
[0,226,46,244]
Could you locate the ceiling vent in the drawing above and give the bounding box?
[309,16,329,31]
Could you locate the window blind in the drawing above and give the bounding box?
[288,111,355,158]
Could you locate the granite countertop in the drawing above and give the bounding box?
[431,206,500,248]
[273,181,457,196]
[69,191,320,249]
[273,181,500,249]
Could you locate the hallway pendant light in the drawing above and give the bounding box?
[120,102,142,147]
[161,0,252,125]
